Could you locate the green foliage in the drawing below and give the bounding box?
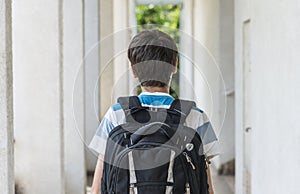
[136,4,181,44]
[136,4,181,98]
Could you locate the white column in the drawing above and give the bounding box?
[217,0,235,167]
[13,0,65,193]
[234,0,251,193]
[0,0,14,193]
[193,0,221,132]
[128,0,139,95]
[84,0,100,172]
[99,0,114,118]
[113,0,131,102]
[180,0,195,100]
[63,0,86,193]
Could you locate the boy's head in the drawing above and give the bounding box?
[128,30,178,88]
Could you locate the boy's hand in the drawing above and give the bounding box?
[206,162,214,194]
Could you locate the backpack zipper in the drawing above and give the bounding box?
[129,184,134,194]
[183,152,196,170]
[134,181,173,187]
[178,152,195,194]
[182,151,200,194]
[129,182,173,194]
[185,183,191,194]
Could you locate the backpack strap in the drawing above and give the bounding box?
[117,96,196,124]
[117,96,142,110]
[169,99,196,123]
[117,96,148,123]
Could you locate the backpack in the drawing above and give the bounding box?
[101,96,209,194]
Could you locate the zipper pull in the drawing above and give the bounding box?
[129,184,134,194]
[185,183,191,194]
[183,152,196,170]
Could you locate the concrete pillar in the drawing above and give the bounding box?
[63,0,86,193]
[99,0,114,118]
[128,0,139,95]
[84,0,100,172]
[113,0,131,102]
[180,0,195,100]
[0,0,14,193]
[193,0,221,138]
[192,0,235,169]
[217,0,235,166]
[13,0,65,193]
[234,0,251,193]
[193,0,235,170]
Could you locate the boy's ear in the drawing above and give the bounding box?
[173,66,177,74]
[173,61,178,74]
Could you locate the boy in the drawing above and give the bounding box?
[89,30,218,194]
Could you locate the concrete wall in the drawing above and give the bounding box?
[13,0,65,193]
[234,0,250,192]
[235,0,300,193]
[63,0,86,193]
[0,0,14,193]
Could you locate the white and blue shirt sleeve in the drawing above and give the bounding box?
[88,104,125,156]
[185,107,220,159]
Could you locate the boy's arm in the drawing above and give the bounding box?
[206,163,214,194]
[91,154,104,194]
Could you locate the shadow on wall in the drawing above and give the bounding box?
[218,159,235,176]
[15,180,24,194]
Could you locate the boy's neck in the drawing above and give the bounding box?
[141,86,170,94]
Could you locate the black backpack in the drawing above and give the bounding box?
[101,96,209,194]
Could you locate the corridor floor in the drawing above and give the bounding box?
[211,165,235,194]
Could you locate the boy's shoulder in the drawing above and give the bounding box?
[111,103,122,112]
[102,103,126,127]
[191,106,204,113]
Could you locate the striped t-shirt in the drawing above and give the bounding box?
[89,92,219,159]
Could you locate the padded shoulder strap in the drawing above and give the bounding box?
[117,96,147,123]
[169,99,196,117]
[117,96,141,110]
